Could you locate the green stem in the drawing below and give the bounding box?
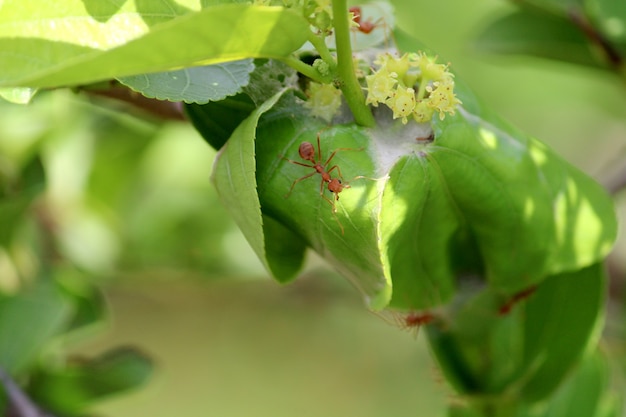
[307,32,336,72]
[331,0,375,127]
[282,56,329,84]
[416,76,429,100]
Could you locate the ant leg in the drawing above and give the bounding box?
[350,174,380,182]
[316,133,323,162]
[321,193,344,234]
[321,193,337,212]
[319,177,328,196]
[326,164,345,181]
[281,156,315,169]
[285,171,317,198]
[323,146,365,168]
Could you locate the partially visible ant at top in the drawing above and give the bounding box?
[498,285,538,315]
[349,6,385,35]
[376,310,436,338]
[282,132,363,234]
[402,311,435,330]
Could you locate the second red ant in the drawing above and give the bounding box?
[282,132,363,233]
[349,6,385,34]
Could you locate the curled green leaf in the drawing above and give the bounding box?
[118,60,255,104]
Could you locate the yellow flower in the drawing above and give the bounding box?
[385,54,411,80]
[387,86,416,124]
[413,51,448,81]
[413,101,435,123]
[426,78,461,120]
[365,67,397,107]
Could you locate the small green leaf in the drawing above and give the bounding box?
[0,5,309,88]
[29,347,153,415]
[55,268,107,335]
[473,9,604,69]
[118,60,255,104]
[0,280,73,374]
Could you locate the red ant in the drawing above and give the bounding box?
[282,132,362,233]
[400,311,436,338]
[349,6,383,34]
[376,310,435,337]
[403,311,435,329]
[372,310,438,337]
[498,285,538,315]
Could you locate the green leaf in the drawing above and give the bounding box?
[515,0,585,15]
[254,104,390,307]
[0,280,73,374]
[249,81,616,310]
[385,28,618,310]
[535,351,610,417]
[372,98,617,309]
[425,263,606,405]
[55,268,107,335]
[262,214,307,283]
[0,0,198,41]
[29,347,153,415]
[515,350,621,417]
[0,5,309,88]
[118,60,255,104]
[0,87,37,104]
[185,93,256,150]
[211,89,300,281]
[473,9,604,69]
[520,263,606,402]
[185,59,299,149]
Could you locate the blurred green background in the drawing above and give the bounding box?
[1,0,625,416]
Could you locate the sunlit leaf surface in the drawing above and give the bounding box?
[0,4,309,87]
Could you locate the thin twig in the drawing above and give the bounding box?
[0,367,55,417]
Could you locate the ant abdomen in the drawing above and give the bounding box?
[298,142,316,161]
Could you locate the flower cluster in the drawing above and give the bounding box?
[365,52,461,124]
[304,81,342,123]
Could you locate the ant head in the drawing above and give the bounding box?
[328,178,344,193]
[349,6,362,24]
